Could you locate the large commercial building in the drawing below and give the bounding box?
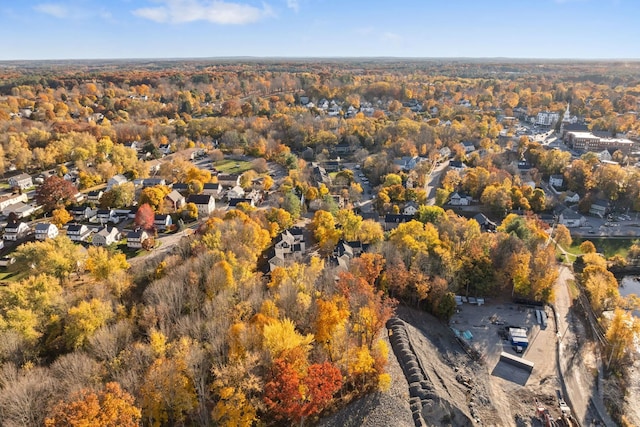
[565,131,636,154]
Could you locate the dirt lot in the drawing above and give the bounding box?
[452,300,568,417]
[320,302,575,427]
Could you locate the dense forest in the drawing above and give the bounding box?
[0,59,639,426]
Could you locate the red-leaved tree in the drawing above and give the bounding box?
[264,359,342,425]
[134,203,155,230]
[35,176,78,211]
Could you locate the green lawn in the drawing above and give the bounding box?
[0,269,27,283]
[569,237,638,258]
[213,159,253,174]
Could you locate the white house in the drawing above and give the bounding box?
[154,214,173,231]
[34,223,59,240]
[3,221,30,241]
[87,190,104,204]
[95,209,119,224]
[403,201,419,216]
[8,173,33,190]
[448,192,472,206]
[559,209,585,228]
[202,183,223,198]
[69,205,97,222]
[66,224,91,242]
[227,185,245,201]
[589,199,610,218]
[564,191,580,204]
[187,194,216,217]
[107,174,128,190]
[549,175,564,188]
[92,226,121,246]
[0,193,28,213]
[127,229,149,249]
[461,141,476,153]
[3,202,36,219]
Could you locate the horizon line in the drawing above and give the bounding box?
[1,55,640,63]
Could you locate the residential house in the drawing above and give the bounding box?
[449,160,468,172]
[324,161,341,172]
[92,227,121,246]
[589,199,610,218]
[216,174,241,188]
[0,193,28,213]
[69,205,97,222]
[66,224,91,242]
[334,240,367,259]
[3,221,30,241]
[8,173,33,190]
[559,209,585,228]
[228,198,255,208]
[564,191,580,204]
[448,192,472,206]
[95,209,119,224]
[273,229,305,258]
[439,147,452,159]
[245,189,262,206]
[123,141,139,151]
[549,175,564,188]
[473,213,497,232]
[227,185,245,201]
[154,214,173,231]
[517,161,533,172]
[335,141,354,154]
[597,150,613,162]
[171,183,190,195]
[384,214,414,230]
[87,190,104,204]
[403,201,419,216]
[140,178,166,188]
[34,223,59,241]
[394,156,425,171]
[311,163,331,186]
[202,183,223,198]
[107,174,128,190]
[127,229,149,249]
[3,202,36,219]
[186,194,216,217]
[461,141,476,153]
[267,252,286,272]
[164,190,185,211]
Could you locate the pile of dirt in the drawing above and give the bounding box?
[387,317,474,426]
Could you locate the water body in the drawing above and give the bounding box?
[619,276,640,317]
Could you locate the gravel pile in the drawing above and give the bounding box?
[318,331,414,427]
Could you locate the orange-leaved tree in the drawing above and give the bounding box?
[45,382,141,427]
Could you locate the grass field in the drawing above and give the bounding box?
[569,237,638,258]
[213,159,253,174]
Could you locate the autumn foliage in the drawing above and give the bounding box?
[264,359,342,424]
[45,382,141,427]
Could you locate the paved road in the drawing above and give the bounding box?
[554,266,615,426]
[425,159,448,205]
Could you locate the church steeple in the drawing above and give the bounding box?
[562,103,571,123]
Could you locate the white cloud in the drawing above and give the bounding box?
[286,0,299,12]
[33,3,69,18]
[132,0,274,25]
[33,2,113,20]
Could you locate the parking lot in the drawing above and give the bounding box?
[449,300,558,386]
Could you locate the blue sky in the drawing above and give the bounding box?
[0,0,638,60]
